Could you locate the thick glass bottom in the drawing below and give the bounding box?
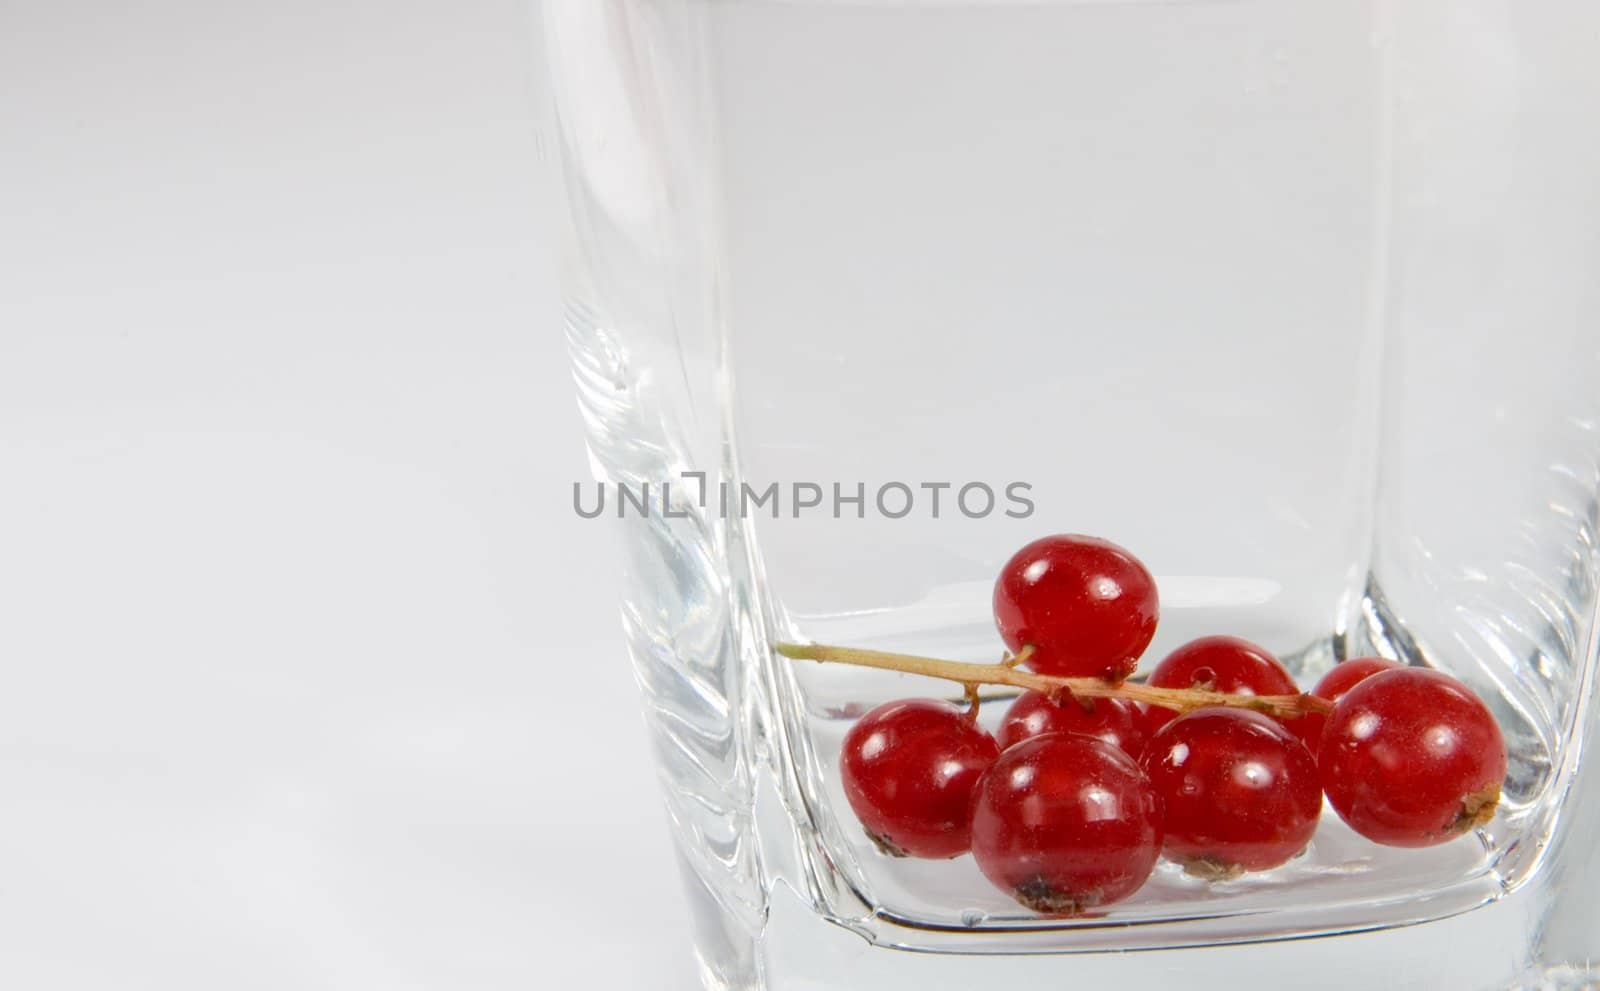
[748,881,1592,991]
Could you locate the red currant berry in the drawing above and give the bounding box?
[993,534,1158,681]
[997,691,1146,758]
[839,699,1001,858]
[1288,657,1401,758]
[1140,708,1321,876]
[1319,669,1507,847]
[970,733,1163,915]
[1142,635,1298,734]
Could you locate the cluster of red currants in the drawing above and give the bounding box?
[834,534,1508,916]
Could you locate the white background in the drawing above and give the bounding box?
[1,1,694,987]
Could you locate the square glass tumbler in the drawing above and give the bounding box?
[536,2,1600,988]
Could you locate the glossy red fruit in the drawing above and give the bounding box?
[1319,669,1507,848]
[1140,708,1321,876]
[839,699,1001,858]
[1143,635,1298,734]
[997,691,1146,758]
[1288,657,1402,758]
[970,733,1163,915]
[993,534,1158,681]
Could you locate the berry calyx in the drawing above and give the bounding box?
[970,733,1163,915]
[1288,656,1401,758]
[993,534,1159,681]
[997,690,1146,758]
[1143,635,1298,734]
[1140,708,1321,876]
[1319,669,1508,847]
[839,698,1000,858]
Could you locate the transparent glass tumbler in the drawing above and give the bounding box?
[537,3,1600,988]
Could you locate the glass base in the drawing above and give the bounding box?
[701,882,1591,991]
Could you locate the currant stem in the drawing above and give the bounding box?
[774,641,1334,718]
[963,683,982,721]
[1001,645,1034,669]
